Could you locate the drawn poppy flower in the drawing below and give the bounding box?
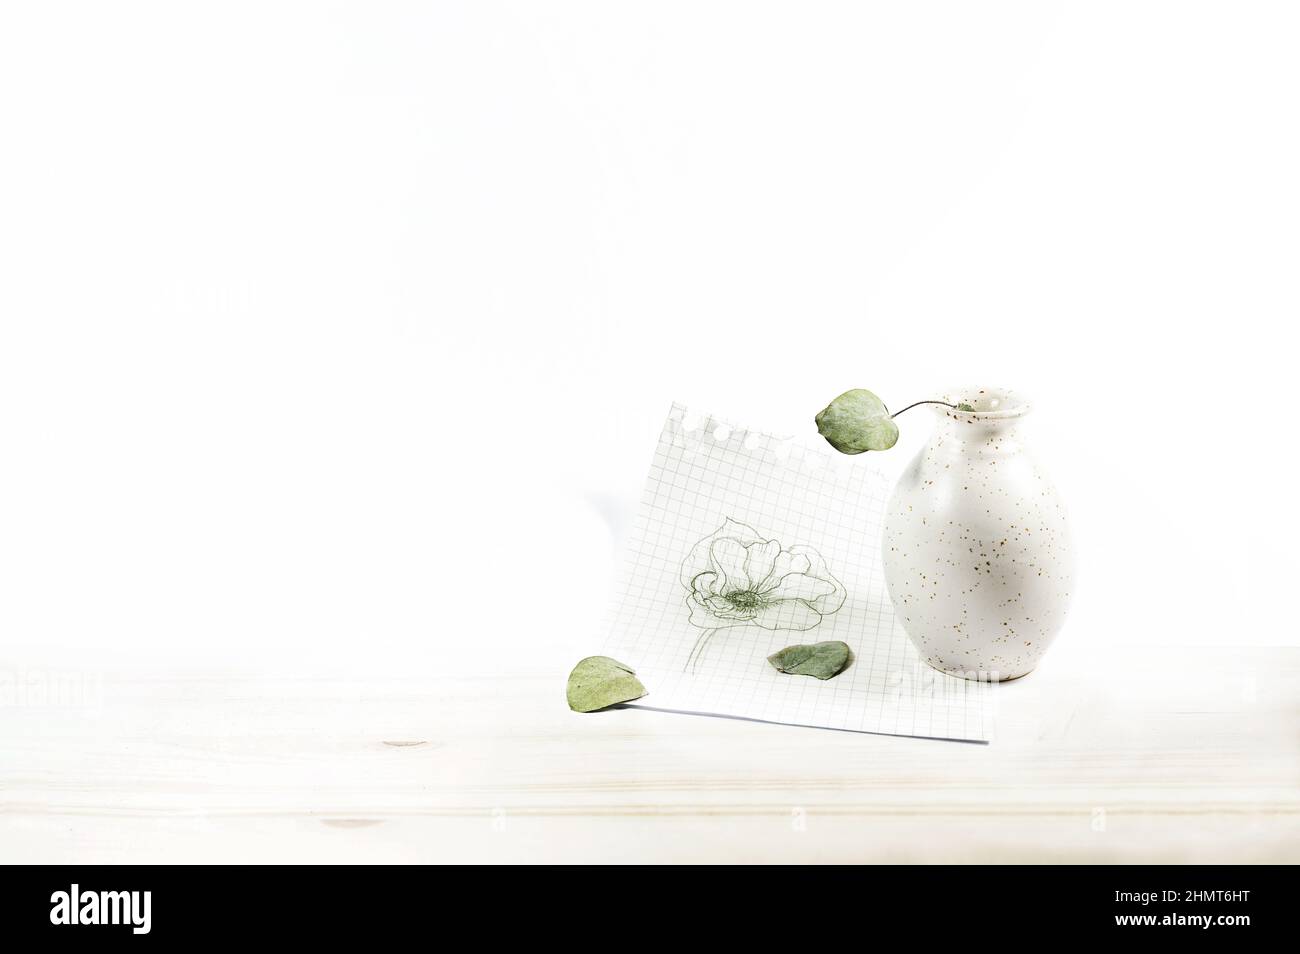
[680,519,846,672]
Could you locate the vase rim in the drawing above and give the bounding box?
[932,386,1031,421]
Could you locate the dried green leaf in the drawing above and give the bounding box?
[767,640,852,680]
[956,402,975,412]
[815,389,899,454]
[566,656,647,712]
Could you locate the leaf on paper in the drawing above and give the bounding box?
[766,640,852,680]
[815,389,899,454]
[566,656,648,712]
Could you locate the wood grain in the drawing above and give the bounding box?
[1,647,1296,863]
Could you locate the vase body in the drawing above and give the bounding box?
[882,388,1073,681]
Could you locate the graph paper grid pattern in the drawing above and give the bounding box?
[602,404,993,743]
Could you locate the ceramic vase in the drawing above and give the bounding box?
[882,388,1074,681]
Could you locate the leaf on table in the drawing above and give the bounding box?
[567,656,647,712]
[815,388,899,454]
[956,402,975,412]
[766,640,852,680]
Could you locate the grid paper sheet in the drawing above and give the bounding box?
[602,404,994,742]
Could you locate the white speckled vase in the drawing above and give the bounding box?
[882,388,1074,681]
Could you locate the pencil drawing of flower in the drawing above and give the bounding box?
[680,518,846,672]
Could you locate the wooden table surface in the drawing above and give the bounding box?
[2,647,1296,863]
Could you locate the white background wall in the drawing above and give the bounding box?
[1,2,1295,675]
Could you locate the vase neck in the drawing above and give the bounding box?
[934,413,1024,448]
[928,387,1030,453]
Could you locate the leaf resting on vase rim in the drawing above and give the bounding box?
[767,641,852,680]
[815,389,899,454]
[566,656,647,712]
